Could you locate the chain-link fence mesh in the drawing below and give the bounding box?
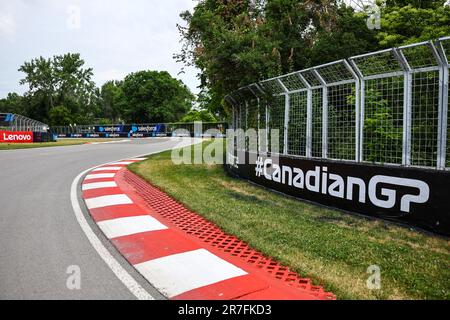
[288,91,308,156]
[226,37,450,170]
[350,49,405,165]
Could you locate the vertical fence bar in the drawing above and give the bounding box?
[306,89,313,158]
[344,59,362,162]
[256,97,261,153]
[437,66,446,169]
[436,39,449,170]
[265,96,269,153]
[283,93,290,155]
[277,78,290,155]
[395,48,413,166]
[312,69,328,159]
[443,66,449,169]
[322,87,328,159]
[297,73,313,157]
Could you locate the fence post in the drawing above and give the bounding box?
[312,69,328,159]
[394,48,412,166]
[298,73,313,158]
[436,39,449,170]
[344,59,362,162]
[277,78,290,155]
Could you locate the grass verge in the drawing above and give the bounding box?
[128,140,450,300]
[0,138,123,150]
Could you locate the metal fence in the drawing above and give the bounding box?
[226,37,450,170]
[0,113,49,132]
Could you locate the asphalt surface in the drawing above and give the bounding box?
[0,138,195,299]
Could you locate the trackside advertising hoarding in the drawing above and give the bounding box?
[0,131,33,143]
[226,152,450,236]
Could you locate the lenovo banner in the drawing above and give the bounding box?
[0,130,33,143]
[226,151,450,236]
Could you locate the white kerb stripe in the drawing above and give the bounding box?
[130,158,147,161]
[82,181,118,191]
[85,194,133,209]
[92,167,122,172]
[98,216,168,239]
[85,173,116,180]
[134,249,247,298]
[109,161,134,165]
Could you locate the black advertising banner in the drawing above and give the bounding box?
[226,151,450,236]
[33,132,55,142]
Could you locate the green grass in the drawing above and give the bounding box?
[0,138,123,150]
[129,140,450,300]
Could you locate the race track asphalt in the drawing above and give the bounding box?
[0,138,194,299]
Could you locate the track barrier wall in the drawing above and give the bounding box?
[52,122,228,138]
[225,37,450,236]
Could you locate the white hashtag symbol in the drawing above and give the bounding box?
[255,157,263,177]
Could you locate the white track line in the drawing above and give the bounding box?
[134,249,247,298]
[82,181,118,191]
[89,139,131,145]
[98,216,168,239]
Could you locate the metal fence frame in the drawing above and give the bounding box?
[0,113,48,132]
[226,37,450,171]
[437,36,450,170]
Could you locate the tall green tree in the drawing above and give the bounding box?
[176,0,380,117]
[121,71,194,123]
[377,1,450,47]
[179,109,217,122]
[18,53,98,125]
[100,80,126,123]
[0,93,26,115]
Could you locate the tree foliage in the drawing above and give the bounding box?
[377,0,450,47]
[176,0,450,118]
[17,53,99,125]
[100,80,126,123]
[179,109,217,123]
[1,55,195,126]
[121,71,194,123]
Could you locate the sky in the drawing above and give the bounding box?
[0,0,200,99]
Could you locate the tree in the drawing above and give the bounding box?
[175,0,282,116]
[48,106,73,126]
[179,109,217,122]
[307,4,379,66]
[362,88,403,163]
[377,1,450,47]
[121,71,194,123]
[0,93,25,115]
[176,0,380,118]
[100,80,126,123]
[18,53,98,125]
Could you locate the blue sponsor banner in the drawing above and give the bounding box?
[0,113,14,123]
[94,124,166,134]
